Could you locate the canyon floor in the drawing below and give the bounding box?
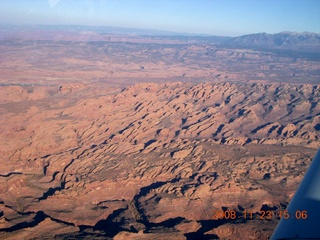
[0,28,319,239]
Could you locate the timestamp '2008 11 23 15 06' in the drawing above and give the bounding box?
[212,209,308,220]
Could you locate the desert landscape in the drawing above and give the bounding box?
[0,26,319,239]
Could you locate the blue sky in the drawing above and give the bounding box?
[0,0,319,36]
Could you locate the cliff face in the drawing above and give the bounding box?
[0,82,318,239]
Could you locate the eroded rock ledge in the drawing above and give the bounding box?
[0,82,319,239]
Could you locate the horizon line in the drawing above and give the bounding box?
[1,23,319,38]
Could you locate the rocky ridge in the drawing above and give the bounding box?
[0,82,319,239]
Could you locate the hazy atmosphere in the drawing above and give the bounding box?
[0,0,319,36]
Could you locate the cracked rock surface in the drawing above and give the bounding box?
[0,82,319,239]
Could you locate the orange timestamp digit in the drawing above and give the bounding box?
[212,210,237,220]
[259,210,308,219]
[260,210,273,219]
[212,209,308,220]
[212,209,254,219]
[278,210,308,219]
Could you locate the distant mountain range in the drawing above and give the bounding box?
[1,24,319,53]
[224,32,320,51]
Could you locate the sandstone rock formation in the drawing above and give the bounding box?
[0,82,318,239]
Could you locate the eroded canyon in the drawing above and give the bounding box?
[0,27,319,239]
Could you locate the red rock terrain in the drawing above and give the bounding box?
[0,81,319,239]
[0,27,319,239]
[1,31,319,86]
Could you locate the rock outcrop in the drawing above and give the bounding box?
[0,82,319,239]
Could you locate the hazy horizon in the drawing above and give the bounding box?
[0,0,319,37]
[2,23,320,38]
